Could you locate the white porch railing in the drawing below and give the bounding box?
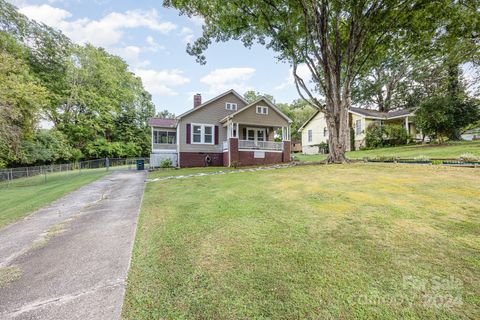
[222,140,228,150]
[238,140,283,151]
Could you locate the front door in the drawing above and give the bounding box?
[247,128,266,142]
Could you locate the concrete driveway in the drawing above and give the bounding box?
[0,171,146,320]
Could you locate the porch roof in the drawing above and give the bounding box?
[148,118,177,128]
[349,107,415,120]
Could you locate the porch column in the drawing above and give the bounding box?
[228,136,239,167]
[282,140,291,162]
[405,116,409,135]
[227,121,232,139]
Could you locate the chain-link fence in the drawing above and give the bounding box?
[0,157,149,188]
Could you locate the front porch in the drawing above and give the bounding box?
[222,121,291,166]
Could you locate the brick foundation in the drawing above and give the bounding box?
[223,151,229,167]
[238,151,283,166]
[179,152,223,168]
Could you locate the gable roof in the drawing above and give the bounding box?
[299,107,415,132]
[176,89,249,119]
[219,97,292,123]
[349,107,414,119]
[298,110,321,132]
[148,118,177,128]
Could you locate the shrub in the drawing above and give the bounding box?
[318,142,329,154]
[230,160,241,169]
[384,124,409,146]
[365,123,409,149]
[365,124,384,149]
[160,159,173,168]
[460,153,480,162]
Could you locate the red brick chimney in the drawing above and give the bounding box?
[193,93,202,108]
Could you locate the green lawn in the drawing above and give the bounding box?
[0,170,109,229]
[296,140,480,162]
[149,166,235,179]
[123,164,479,319]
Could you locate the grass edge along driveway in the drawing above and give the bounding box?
[0,170,110,229]
[123,163,479,319]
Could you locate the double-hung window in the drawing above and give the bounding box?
[153,130,176,144]
[308,129,313,142]
[192,124,214,144]
[225,102,237,111]
[355,119,362,135]
[256,106,268,114]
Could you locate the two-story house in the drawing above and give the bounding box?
[149,89,292,168]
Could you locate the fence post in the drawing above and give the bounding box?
[106,158,109,171]
[44,167,47,183]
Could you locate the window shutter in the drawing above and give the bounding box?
[243,128,246,140]
[214,126,219,144]
[186,123,191,144]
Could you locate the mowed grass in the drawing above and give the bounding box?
[296,140,480,162]
[0,170,109,229]
[149,166,235,179]
[123,164,480,319]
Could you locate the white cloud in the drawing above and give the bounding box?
[189,15,204,26]
[134,68,190,96]
[178,26,195,44]
[145,36,165,52]
[109,46,151,68]
[200,67,256,94]
[275,64,311,90]
[18,4,177,48]
[19,4,71,27]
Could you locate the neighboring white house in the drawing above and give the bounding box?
[461,127,480,141]
[299,108,419,154]
[298,111,329,154]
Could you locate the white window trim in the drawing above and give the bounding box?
[246,127,267,142]
[153,129,177,144]
[355,119,362,135]
[191,123,215,145]
[256,105,268,114]
[225,102,237,111]
[308,129,313,142]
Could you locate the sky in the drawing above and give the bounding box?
[7,0,306,116]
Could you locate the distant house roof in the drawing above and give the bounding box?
[298,107,416,132]
[462,127,480,134]
[148,118,177,128]
[349,107,414,119]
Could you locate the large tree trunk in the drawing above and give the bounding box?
[324,101,350,163]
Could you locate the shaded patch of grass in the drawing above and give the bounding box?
[124,164,480,319]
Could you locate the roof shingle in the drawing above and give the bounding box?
[148,118,177,128]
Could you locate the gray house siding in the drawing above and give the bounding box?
[178,93,247,153]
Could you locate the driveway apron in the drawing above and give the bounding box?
[0,171,146,320]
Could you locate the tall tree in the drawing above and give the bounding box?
[243,90,275,103]
[0,34,49,167]
[164,0,441,163]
